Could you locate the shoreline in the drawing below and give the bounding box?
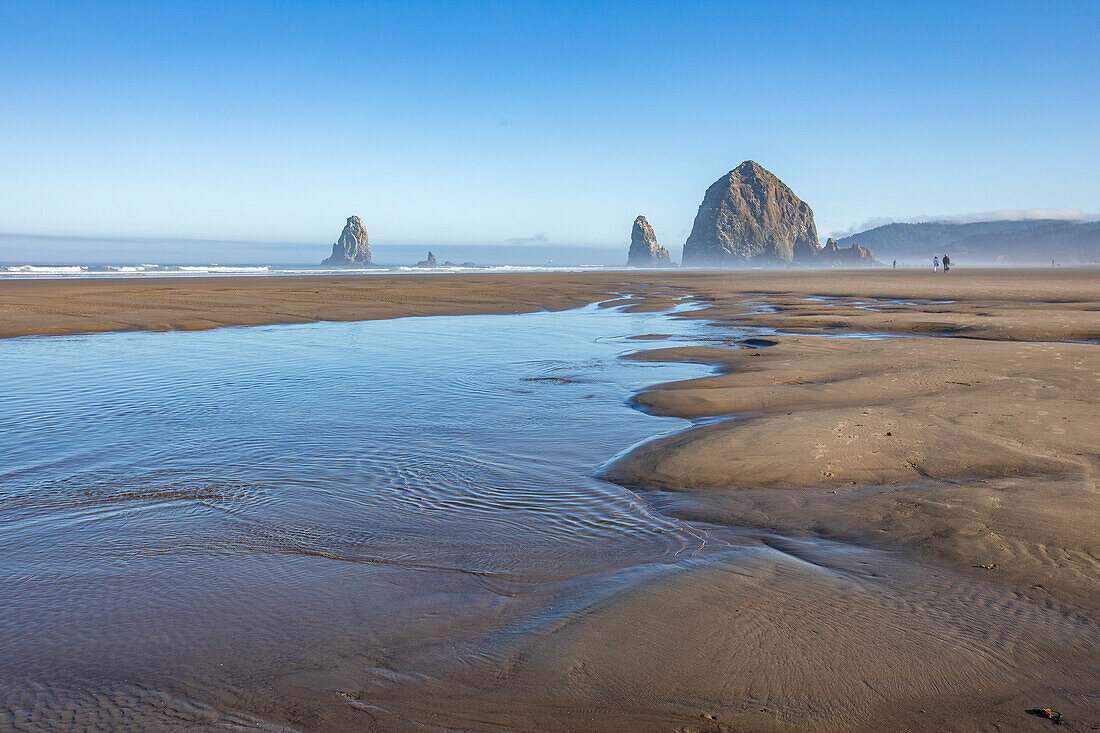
[1,266,1098,341]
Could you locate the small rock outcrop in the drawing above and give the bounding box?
[817,238,876,266]
[443,260,478,268]
[682,161,820,266]
[322,216,372,266]
[626,215,672,266]
[415,251,437,267]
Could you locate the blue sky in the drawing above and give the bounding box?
[1,0,1097,251]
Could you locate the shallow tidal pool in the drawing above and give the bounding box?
[0,301,741,727]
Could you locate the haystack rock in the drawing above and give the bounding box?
[415,251,437,267]
[626,215,672,266]
[682,161,820,266]
[817,238,876,266]
[321,216,372,266]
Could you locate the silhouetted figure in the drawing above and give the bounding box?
[892,259,897,269]
[942,254,950,273]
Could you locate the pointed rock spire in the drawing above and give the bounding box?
[627,215,672,266]
[322,216,372,266]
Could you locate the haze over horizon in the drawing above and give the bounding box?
[2,1,1097,254]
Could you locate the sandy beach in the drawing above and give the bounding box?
[594,270,1100,729]
[2,267,1097,731]
[2,268,1097,341]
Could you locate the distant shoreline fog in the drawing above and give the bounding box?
[4,263,1099,280]
[0,263,632,278]
[3,216,1098,274]
[0,234,628,268]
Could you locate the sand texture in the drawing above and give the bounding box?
[2,268,1097,731]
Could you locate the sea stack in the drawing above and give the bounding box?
[321,216,372,266]
[817,238,876,266]
[682,161,820,266]
[626,215,672,267]
[416,251,437,267]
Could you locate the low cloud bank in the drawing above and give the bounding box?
[503,232,550,245]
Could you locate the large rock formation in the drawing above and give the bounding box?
[415,251,437,267]
[817,238,876,266]
[682,161,820,266]
[626,215,672,266]
[322,216,372,266]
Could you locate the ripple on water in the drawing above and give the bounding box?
[0,303,728,719]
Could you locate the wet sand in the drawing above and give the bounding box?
[595,276,1100,730]
[3,267,1097,341]
[0,272,632,339]
[2,268,1098,730]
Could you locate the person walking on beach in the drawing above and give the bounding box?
[933,256,940,272]
[942,254,950,273]
[892,259,897,269]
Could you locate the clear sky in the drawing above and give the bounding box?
[2,0,1097,251]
